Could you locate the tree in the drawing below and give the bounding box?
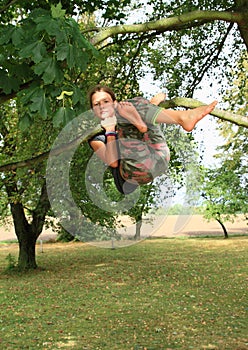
[200,166,247,238]
[200,53,247,238]
[127,182,162,241]
[215,52,248,195]
[199,51,247,238]
[1,0,248,269]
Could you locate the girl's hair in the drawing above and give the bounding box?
[88,85,117,107]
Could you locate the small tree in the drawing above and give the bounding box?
[201,167,247,238]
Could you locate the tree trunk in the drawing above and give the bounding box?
[8,181,51,270]
[18,230,38,269]
[134,220,142,240]
[235,0,248,51]
[9,201,36,269]
[10,202,38,269]
[216,218,229,239]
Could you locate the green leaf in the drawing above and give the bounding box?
[51,2,66,19]
[76,51,90,72]
[19,41,46,63]
[19,42,38,58]
[33,57,52,76]
[36,17,61,37]
[19,114,32,131]
[34,57,63,84]
[80,35,100,56]
[64,108,75,123]
[67,44,76,69]
[43,62,63,85]
[72,87,85,105]
[57,42,91,71]
[33,42,47,63]
[56,43,69,61]
[30,91,47,119]
[53,107,66,127]
[18,84,41,104]
[11,27,25,47]
[53,107,75,127]
[0,25,15,45]
[0,72,19,94]
[0,69,7,87]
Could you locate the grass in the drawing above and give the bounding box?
[0,237,247,350]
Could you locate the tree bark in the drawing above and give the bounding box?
[134,220,142,240]
[216,218,229,239]
[235,0,248,51]
[91,10,243,46]
[10,202,38,269]
[6,178,51,270]
[17,226,38,270]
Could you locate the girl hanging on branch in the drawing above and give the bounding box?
[88,85,217,194]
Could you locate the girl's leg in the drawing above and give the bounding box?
[150,92,166,106]
[111,167,138,194]
[116,101,148,133]
[155,101,218,132]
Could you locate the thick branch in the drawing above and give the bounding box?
[0,125,102,172]
[161,97,248,128]
[91,10,244,46]
[235,0,248,50]
[0,100,247,173]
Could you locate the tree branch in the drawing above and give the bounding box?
[0,125,102,172]
[161,97,248,128]
[91,10,244,46]
[0,99,247,173]
[234,1,248,50]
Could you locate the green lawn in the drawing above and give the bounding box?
[0,237,247,350]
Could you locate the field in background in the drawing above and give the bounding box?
[0,215,247,242]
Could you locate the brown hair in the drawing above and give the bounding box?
[88,85,117,108]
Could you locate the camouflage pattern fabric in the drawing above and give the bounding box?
[116,97,170,184]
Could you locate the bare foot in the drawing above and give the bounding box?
[117,101,148,133]
[180,101,218,132]
[150,92,166,106]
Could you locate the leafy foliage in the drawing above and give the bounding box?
[0,4,99,129]
[200,166,247,237]
[192,52,247,237]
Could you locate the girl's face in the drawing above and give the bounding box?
[91,91,117,120]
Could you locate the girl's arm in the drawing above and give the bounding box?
[90,116,119,168]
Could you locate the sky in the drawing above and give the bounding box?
[139,75,225,208]
[139,76,224,167]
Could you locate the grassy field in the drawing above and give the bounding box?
[0,237,247,350]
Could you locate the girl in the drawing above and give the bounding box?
[88,85,217,194]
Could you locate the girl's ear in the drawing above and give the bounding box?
[113,100,118,108]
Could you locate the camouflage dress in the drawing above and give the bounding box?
[90,97,170,194]
[116,97,170,185]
